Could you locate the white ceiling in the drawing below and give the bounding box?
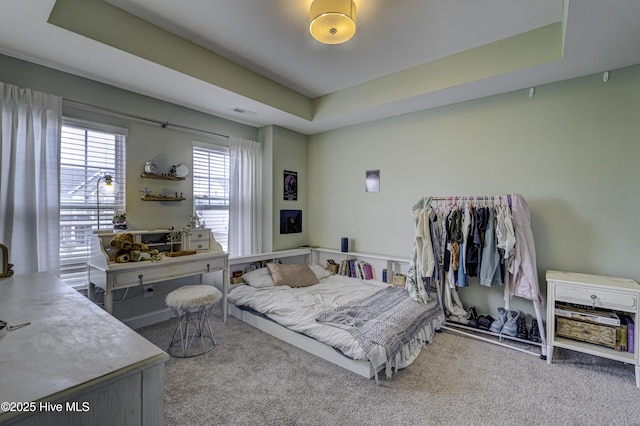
[1,0,639,135]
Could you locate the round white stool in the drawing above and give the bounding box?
[165,285,222,358]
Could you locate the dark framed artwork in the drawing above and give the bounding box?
[365,169,380,192]
[280,210,302,234]
[284,170,298,201]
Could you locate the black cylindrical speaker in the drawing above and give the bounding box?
[341,237,348,253]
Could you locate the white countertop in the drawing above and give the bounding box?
[0,272,168,419]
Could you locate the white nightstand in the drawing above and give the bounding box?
[546,270,640,387]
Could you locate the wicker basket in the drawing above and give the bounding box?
[556,317,617,349]
[392,273,407,286]
[327,264,339,274]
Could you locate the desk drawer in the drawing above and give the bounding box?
[553,283,637,311]
[187,240,210,251]
[187,230,211,251]
[112,262,213,288]
[190,230,210,241]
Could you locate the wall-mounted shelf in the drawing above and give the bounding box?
[141,196,185,201]
[140,173,185,181]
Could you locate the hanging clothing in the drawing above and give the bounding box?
[442,207,467,316]
[428,208,443,283]
[415,206,435,279]
[479,207,502,286]
[411,194,541,318]
[456,205,471,288]
[465,206,480,277]
[508,194,543,307]
[473,206,488,276]
[495,202,516,270]
[443,206,457,288]
[407,197,431,304]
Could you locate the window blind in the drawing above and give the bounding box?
[192,144,229,252]
[59,121,126,289]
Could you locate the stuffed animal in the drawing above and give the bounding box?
[109,232,157,263]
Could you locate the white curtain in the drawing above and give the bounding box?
[229,137,262,256]
[0,82,62,276]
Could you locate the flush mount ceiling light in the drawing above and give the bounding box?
[309,0,356,45]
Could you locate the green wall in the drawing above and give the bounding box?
[258,125,309,253]
[0,53,261,233]
[3,51,640,321]
[308,65,640,316]
[0,54,260,320]
[0,53,309,321]
[270,126,310,251]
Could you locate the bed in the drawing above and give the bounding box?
[228,262,445,382]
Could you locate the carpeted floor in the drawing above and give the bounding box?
[136,309,640,426]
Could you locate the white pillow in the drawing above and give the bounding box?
[309,263,332,280]
[242,267,274,288]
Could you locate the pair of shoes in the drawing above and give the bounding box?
[477,315,494,330]
[467,307,479,328]
[489,307,508,333]
[530,319,543,343]
[468,306,478,320]
[501,310,520,337]
[516,314,529,340]
[448,314,469,325]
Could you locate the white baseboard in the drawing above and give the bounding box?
[125,308,175,329]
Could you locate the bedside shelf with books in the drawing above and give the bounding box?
[546,270,640,387]
[310,248,409,284]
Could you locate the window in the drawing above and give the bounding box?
[193,143,229,252]
[59,120,126,289]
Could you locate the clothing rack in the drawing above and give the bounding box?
[419,194,547,359]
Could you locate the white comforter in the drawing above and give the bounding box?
[228,275,390,359]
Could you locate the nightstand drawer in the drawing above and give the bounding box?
[554,283,637,311]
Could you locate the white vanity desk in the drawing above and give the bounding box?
[87,230,230,320]
[0,272,168,425]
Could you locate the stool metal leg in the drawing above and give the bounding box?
[167,303,218,358]
[203,304,217,346]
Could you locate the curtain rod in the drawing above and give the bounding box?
[63,98,230,139]
[429,195,512,201]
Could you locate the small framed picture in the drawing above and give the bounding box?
[284,170,297,201]
[280,210,302,234]
[365,169,380,192]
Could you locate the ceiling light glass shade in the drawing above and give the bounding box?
[309,0,356,45]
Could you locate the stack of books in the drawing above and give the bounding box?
[337,258,374,280]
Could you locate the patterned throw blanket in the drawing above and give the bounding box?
[316,286,441,381]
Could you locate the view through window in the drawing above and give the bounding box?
[192,143,229,252]
[59,121,126,289]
